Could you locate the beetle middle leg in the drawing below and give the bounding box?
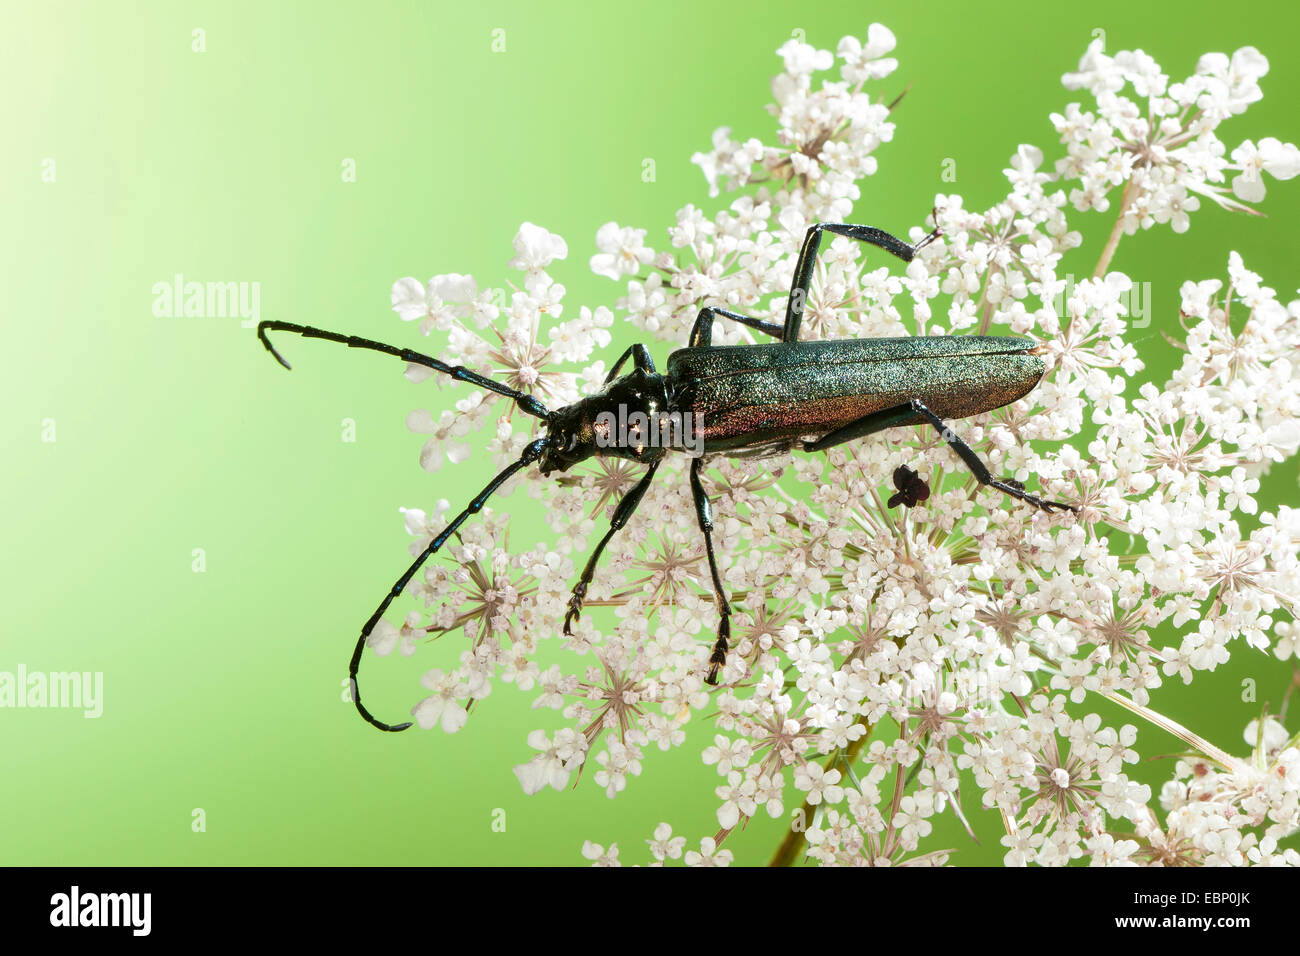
[689,306,785,347]
[603,343,657,383]
[691,218,943,347]
[803,399,1077,514]
[689,458,733,685]
[563,461,662,635]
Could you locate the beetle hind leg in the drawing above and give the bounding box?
[802,398,1078,515]
[987,476,1076,514]
[902,398,1078,514]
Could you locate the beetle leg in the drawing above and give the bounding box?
[783,223,923,342]
[603,343,657,385]
[802,399,1077,514]
[563,460,661,635]
[350,437,550,732]
[689,458,733,685]
[697,217,939,348]
[689,306,785,347]
[903,398,1077,513]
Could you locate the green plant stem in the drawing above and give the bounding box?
[768,722,874,866]
[1093,180,1137,279]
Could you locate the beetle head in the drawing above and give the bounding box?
[539,402,601,476]
[538,369,671,475]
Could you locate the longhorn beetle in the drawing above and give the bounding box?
[258,219,1077,733]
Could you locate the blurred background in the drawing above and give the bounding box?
[3,0,1297,865]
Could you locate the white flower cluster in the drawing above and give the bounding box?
[1056,40,1300,229]
[1128,718,1300,866]
[594,28,906,348]
[384,29,1300,866]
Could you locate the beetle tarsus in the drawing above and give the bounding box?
[988,477,1078,515]
[691,459,736,686]
[912,208,942,254]
[900,398,1079,517]
[705,616,731,686]
[559,461,662,642]
[563,585,586,635]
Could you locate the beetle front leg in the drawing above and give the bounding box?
[689,458,733,685]
[563,460,661,635]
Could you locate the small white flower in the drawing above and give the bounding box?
[1231,137,1300,202]
[1243,717,1289,753]
[590,222,654,281]
[410,669,468,734]
[794,763,845,805]
[513,729,585,795]
[647,823,687,862]
[684,837,733,867]
[390,277,427,320]
[509,222,568,273]
[581,841,621,866]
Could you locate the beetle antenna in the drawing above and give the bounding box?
[349,436,551,732]
[258,321,554,421]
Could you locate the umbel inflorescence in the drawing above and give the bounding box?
[384,27,1300,866]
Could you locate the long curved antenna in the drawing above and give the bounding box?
[257,321,554,421]
[349,437,551,731]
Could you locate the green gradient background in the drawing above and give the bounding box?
[4,1,1298,866]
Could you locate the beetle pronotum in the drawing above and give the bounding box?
[258,219,1076,732]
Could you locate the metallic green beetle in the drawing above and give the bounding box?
[258,220,1076,733]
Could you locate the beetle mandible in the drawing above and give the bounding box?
[257,219,1077,733]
